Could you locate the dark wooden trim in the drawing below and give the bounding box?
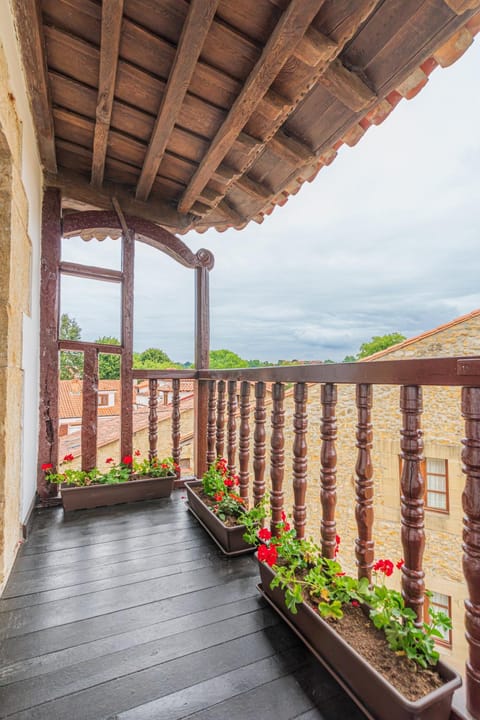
[81,346,98,472]
[148,378,158,460]
[270,382,285,536]
[355,384,374,581]
[172,378,181,476]
[178,0,325,213]
[37,188,61,500]
[194,266,210,478]
[120,230,135,461]
[59,340,123,355]
[239,381,251,501]
[227,380,237,476]
[91,0,124,186]
[253,382,267,507]
[320,383,337,559]
[136,0,219,201]
[60,261,123,284]
[292,382,308,539]
[132,369,197,380]
[12,0,57,172]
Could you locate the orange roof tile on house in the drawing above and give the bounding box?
[59,379,127,419]
[362,309,480,361]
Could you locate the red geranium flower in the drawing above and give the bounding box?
[134,449,141,456]
[383,560,394,577]
[396,559,405,570]
[214,492,224,502]
[351,600,360,608]
[41,462,53,471]
[63,454,74,462]
[258,528,272,541]
[122,455,133,465]
[258,543,278,567]
[281,511,287,522]
[224,478,234,488]
[105,457,114,464]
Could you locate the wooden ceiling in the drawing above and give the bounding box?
[13,0,480,234]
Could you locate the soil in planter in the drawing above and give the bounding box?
[321,602,444,702]
[190,487,245,527]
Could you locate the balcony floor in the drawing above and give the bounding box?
[0,491,366,719]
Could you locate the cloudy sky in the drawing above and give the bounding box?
[61,39,480,364]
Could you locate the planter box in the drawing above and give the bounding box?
[61,475,175,511]
[184,480,256,556]
[258,559,461,720]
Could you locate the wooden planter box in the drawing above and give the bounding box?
[61,475,175,511]
[184,480,256,556]
[257,559,461,720]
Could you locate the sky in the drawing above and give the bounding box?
[61,38,480,364]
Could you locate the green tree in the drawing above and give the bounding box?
[96,336,121,379]
[139,347,172,366]
[357,332,406,359]
[209,349,248,369]
[343,355,357,363]
[59,313,83,379]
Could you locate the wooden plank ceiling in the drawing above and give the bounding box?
[13,0,480,234]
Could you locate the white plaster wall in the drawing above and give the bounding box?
[1,2,43,522]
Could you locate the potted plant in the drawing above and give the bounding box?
[42,452,178,511]
[184,457,266,556]
[253,524,461,720]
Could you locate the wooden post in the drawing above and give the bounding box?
[172,378,181,477]
[270,382,285,536]
[293,382,308,539]
[320,383,337,559]
[239,381,250,501]
[82,347,98,471]
[355,383,374,581]
[37,187,61,500]
[216,379,226,459]
[253,381,266,507]
[148,378,158,460]
[206,380,216,467]
[227,380,237,476]
[461,387,480,718]
[194,266,209,478]
[120,230,134,460]
[400,385,425,626]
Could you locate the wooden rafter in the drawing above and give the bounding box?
[91,0,124,187]
[443,0,480,12]
[319,59,376,112]
[12,0,57,173]
[135,0,219,202]
[177,0,326,214]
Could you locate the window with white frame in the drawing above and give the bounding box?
[425,458,448,512]
[426,591,452,646]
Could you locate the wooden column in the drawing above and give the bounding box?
[461,387,480,718]
[320,383,337,559]
[194,266,209,478]
[172,378,181,476]
[293,382,308,539]
[216,379,226,458]
[82,347,98,471]
[355,383,374,581]
[120,230,134,460]
[270,382,285,536]
[37,187,61,500]
[253,381,267,507]
[148,378,158,460]
[227,380,237,476]
[206,380,216,467]
[400,385,425,626]
[239,381,250,500]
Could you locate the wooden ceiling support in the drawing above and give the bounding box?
[91,0,124,187]
[135,0,219,202]
[443,0,480,12]
[269,130,315,165]
[60,261,123,284]
[319,59,376,112]
[12,0,57,173]
[178,0,326,214]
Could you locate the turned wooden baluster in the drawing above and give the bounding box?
[253,381,267,507]
[148,378,158,460]
[216,380,226,459]
[239,381,250,500]
[227,380,237,476]
[461,387,480,718]
[399,385,425,626]
[172,378,181,478]
[293,382,308,539]
[320,383,337,559]
[270,382,285,536]
[206,380,216,467]
[355,383,374,581]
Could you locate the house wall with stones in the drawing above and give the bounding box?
[0,4,43,593]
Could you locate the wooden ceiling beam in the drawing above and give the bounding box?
[91,0,124,187]
[178,0,326,214]
[135,0,219,202]
[319,59,376,112]
[268,130,315,165]
[45,168,193,231]
[443,0,480,12]
[294,27,338,67]
[216,199,247,226]
[11,0,57,173]
[235,175,272,201]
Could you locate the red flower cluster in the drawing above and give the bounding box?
[63,454,74,462]
[105,457,114,464]
[258,543,278,567]
[41,463,53,471]
[334,534,341,557]
[214,491,224,502]
[373,558,394,577]
[396,559,405,570]
[122,455,133,465]
[258,527,272,541]
[134,449,141,457]
[224,478,234,488]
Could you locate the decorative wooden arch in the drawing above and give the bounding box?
[38,190,213,500]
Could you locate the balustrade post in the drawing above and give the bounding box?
[82,346,98,472]
[227,380,237,476]
[148,378,158,460]
[270,382,285,536]
[253,382,267,507]
[172,378,181,478]
[399,385,425,626]
[293,382,308,539]
[216,380,226,459]
[462,387,480,718]
[239,381,250,501]
[355,383,374,581]
[320,383,337,559]
[206,380,216,467]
